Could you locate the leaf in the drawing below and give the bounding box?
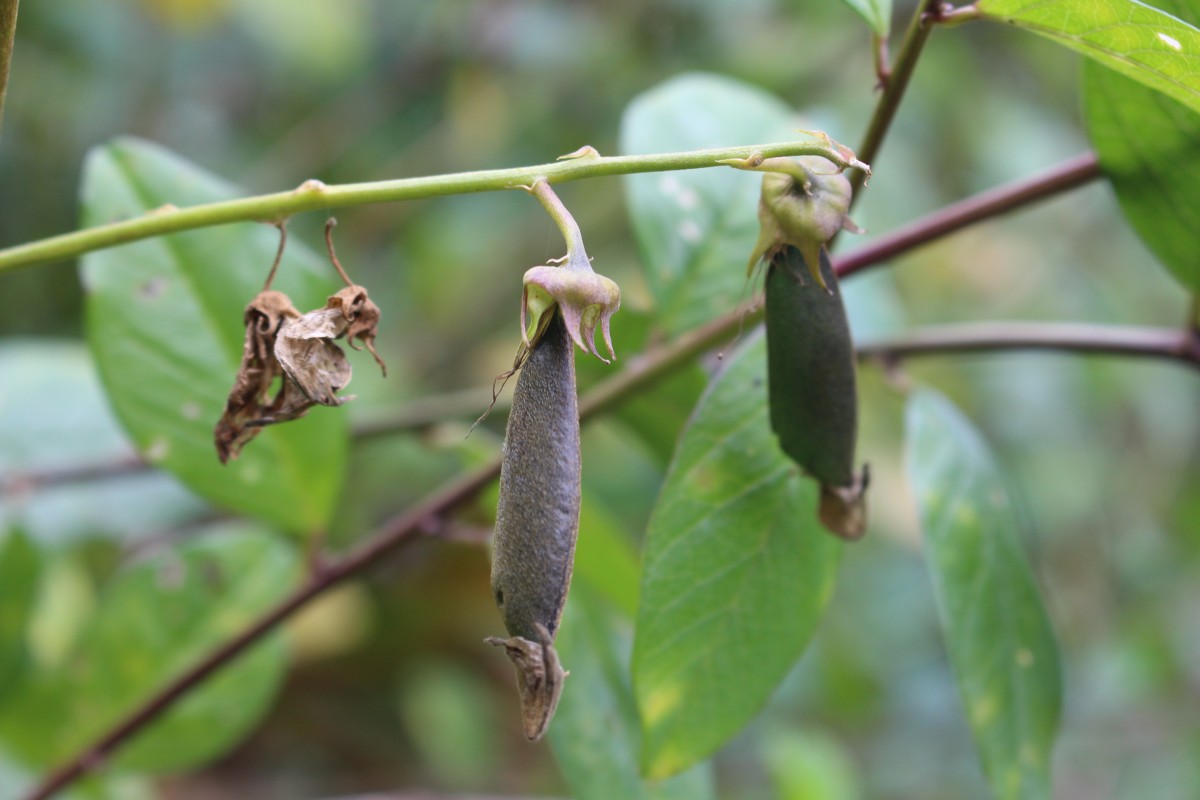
[975,0,1200,114]
[841,0,892,38]
[575,497,642,618]
[1084,0,1200,291]
[632,334,841,779]
[0,531,40,707]
[620,73,796,334]
[0,342,208,547]
[905,390,1063,800]
[549,589,715,800]
[761,728,861,800]
[0,525,297,772]
[80,137,348,534]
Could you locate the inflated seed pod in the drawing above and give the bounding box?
[766,246,868,540]
[491,310,581,640]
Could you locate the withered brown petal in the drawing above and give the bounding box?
[329,284,387,376]
[214,290,301,463]
[274,307,354,406]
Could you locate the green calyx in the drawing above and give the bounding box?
[521,180,622,362]
[732,145,866,291]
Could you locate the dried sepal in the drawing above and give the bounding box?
[214,289,301,463]
[485,623,568,741]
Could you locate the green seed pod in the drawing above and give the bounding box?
[491,309,581,640]
[765,246,868,539]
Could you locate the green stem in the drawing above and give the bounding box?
[528,179,589,264]
[849,0,944,203]
[0,0,18,136]
[0,138,856,275]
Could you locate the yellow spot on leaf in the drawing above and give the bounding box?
[970,694,998,728]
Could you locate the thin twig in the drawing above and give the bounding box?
[836,152,1101,278]
[849,0,945,203]
[0,0,18,136]
[856,322,1200,368]
[261,221,287,291]
[324,218,355,286]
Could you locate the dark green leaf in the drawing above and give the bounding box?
[0,530,40,707]
[905,390,1062,800]
[0,525,297,772]
[1084,0,1200,291]
[976,0,1200,114]
[620,73,795,333]
[840,0,891,36]
[550,589,714,800]
[632,334,841,779]
[80,137,349,534]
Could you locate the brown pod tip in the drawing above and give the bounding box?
[485,622,567,741]
[818,464,870,541]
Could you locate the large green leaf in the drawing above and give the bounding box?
[620,73,796,334]
[975,0,1200,114]
[0,526,297,773]
[80,137,349,534]
[632,334,841,779]
[1084,0,1200,291]
[550,589,714,800]
[0,342,209,547]
[0,531,39,707]
[905,390,1062,800]
[840,0,892,36]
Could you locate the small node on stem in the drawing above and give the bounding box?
[557,145,601,160]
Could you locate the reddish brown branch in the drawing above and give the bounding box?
[857,321,1200,368]
[836,152,1101,278]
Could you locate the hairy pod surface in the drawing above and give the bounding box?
[491,311,582,641]
[765,247,867,539]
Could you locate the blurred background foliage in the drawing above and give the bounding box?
[0,0,1197,798]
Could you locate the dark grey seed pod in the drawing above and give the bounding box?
[765,246,867,539]
[491,311,581,640]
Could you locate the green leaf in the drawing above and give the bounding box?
[840,0,891,36]
[905,390,1062,800]
[576,498,642,618]
[975,0,1200,114]
[0,531,40,707]
[0,525,297,773]
[761,728,861,800]
[632,334,841,779]
[620,73,796,334]
[550,589,715,800]
[1084,0,1200,291]
[0,341,209,547]
[80,137,348,534]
